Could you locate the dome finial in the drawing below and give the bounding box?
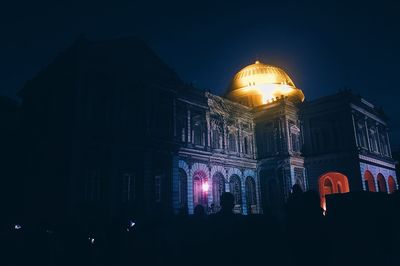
[255,60,260,64]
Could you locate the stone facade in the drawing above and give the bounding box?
[173,92,259,214]
[302,91,398,207]
[16,39,398,220]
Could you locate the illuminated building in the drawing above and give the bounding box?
[17,38,398,220]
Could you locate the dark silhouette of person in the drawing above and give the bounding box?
[208,192,245,265]
[217,192,235,216]
[193,204,205,218]
[286,184,304,220]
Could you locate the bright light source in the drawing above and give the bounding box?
[14,224,21,230]
[129,221,135,227]
[202,182,209,192]
[88,237,95,244]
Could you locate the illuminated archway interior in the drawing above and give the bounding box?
[319,172,350,210]
[388,176,396,193]
[377,174,387,192]
[364,170,376,192]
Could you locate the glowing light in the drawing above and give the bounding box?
[88,237,95,244]
[258,83,295,104]
[14,224,21,230]
[202,182,209,192]
[227,60,305,107]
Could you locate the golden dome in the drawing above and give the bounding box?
[226,60,304,107]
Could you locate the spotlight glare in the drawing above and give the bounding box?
[202,182,209,192]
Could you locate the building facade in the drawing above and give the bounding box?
[17,38,398,221]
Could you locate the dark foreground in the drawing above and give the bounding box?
[2,191,400,266]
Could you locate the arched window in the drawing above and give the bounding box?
[228,133,237,152]
[290,125,301,152]
[377,174,387,192]
[319,172,350,210]
[245,176,257,214]
[229,175,242,206]
[192,115,204,146]
[364,170,376,192]
[211,124,222,149]
[193,171,208,207]
[243,136,249,154]
[212,173,225,212]
[388,176,397,193]
[357,121,368,148]
[369,127,379,153]
[178,169,188,210]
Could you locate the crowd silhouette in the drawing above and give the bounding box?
[2,188,400,266]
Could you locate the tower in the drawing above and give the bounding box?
[226,61,306,216]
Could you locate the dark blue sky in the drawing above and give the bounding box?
[1,0,400,145]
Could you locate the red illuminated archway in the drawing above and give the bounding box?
[319,172,350,210]
[388,176,396,193]
[377,173,387,193]
[364,170,376,192]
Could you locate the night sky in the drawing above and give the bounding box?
[2,0,400,145]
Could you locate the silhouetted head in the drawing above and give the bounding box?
[220,192,235,213]
[292,184,303,195]
[194,205,205,217]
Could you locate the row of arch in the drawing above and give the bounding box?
[319,170,398,210]
[178,161,259,214]
[363,170,397,193]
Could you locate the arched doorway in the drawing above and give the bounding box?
[245,176,257,214]
[319,172,350,210]
[377,173,387,192]
[212,172,225,212]
[364,170,376,192]
[193,170,208,208]
[388,176,397,193]
[229,175,242,213]
[259,169,282,215]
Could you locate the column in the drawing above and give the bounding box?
[207,165,213,208]
[351,112,359,147]
[386,130,392,157]
[173,99,177,138]
[187,109,191,143]
[171,155,180,214]
[241,174,248,215]
[206,111,211,148]
[235,129,239,153]
[251,122,257,159]
[376,123,382,154]
[285,117,291,153]
[238,122,242,155]
[223,120,228,152]
[187,163,194,214]
[364,117,371,151]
